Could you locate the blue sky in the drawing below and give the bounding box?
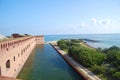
[0,0,120,35]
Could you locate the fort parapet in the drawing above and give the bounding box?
[35,35,44,44]
[0,35,44,79]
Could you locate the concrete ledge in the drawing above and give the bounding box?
[50,43,101,80]
[0,76,21,80]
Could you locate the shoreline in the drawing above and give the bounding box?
[82,42,96,49]
[50,42,101,80]
[45,40,58,44]
[47,40,96,49]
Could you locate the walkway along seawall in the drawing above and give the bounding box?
[50,43,101,80]
[0,35,44,79]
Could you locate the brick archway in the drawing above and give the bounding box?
[6,60,10,68]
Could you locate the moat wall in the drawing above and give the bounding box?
[0,36,44,78]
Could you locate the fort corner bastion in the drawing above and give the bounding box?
[0,35,44,79]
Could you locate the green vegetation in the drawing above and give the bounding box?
[57,39,81,52]
[68,45,105,67]
[97,46,120,80]
[57,39,120,80]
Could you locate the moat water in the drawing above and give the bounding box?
[17,44,83,80]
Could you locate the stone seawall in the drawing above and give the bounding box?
[0,36,44,79]
[0,75,22,80]
[50,43,101,80]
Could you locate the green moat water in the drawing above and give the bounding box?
[17,44,83,80]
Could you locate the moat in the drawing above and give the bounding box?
[17,44,83,80]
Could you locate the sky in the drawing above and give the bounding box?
[0,0,120,36]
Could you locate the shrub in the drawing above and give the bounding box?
[112,72,120,80]
[91,65,106,74]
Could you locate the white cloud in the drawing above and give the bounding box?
[98,19,111,25]
[91,18,97,24]
[91,18,111,25]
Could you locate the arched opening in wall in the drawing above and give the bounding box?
[1,45,2,49]
[14,56,15,61]
[6,60,10,68]
[18,53,20,57]
[0,66,1,75]
[21,50,23,55]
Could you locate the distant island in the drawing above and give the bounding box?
[79,38,100,42]
[63,38,100,43]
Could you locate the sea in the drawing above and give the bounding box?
[45,34,120,49]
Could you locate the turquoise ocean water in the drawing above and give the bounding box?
[45,34,120,48]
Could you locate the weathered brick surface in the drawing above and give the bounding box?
[0,36,44,79]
